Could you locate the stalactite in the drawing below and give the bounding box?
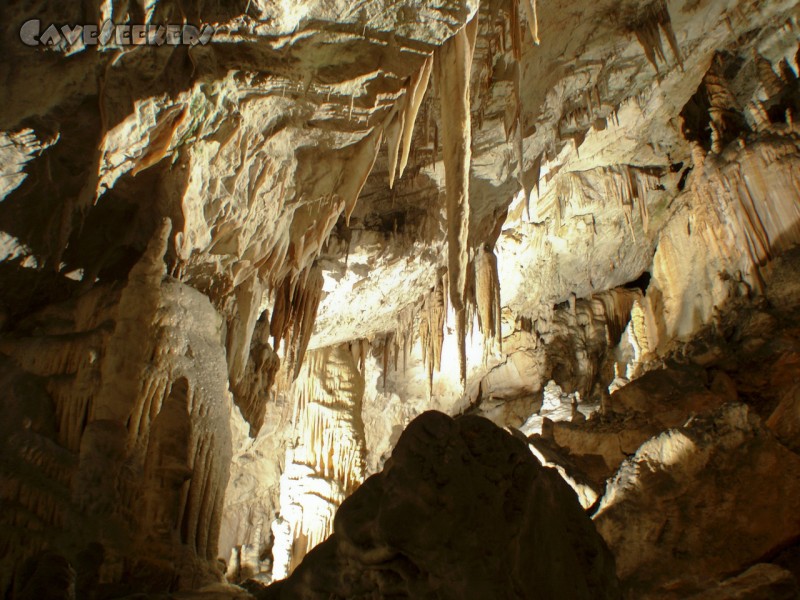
[349,338,369,377]
[398,56,434,179]
[696,141,800,266]
[269,263,324,379]
[509,0,523,60]
[754,52,784,99]
[384,54,435,189]
[341,129,383,225]
[130,106,188,177]
[594,289,641,346]
[382,332,393,390]
[418,276,447,393]
[601,165,658,236]
[231,318,281,436]
[435,14,478,384]
[385,108,405,189]
[474,246,502,353]
[274,345,366,579]
[227,275,264,386]
[631,0,683,72]
[520,0,540,45]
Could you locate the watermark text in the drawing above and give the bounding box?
[20,19,215,48]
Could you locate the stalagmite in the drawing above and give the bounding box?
[436,14,478,383]
[703,56,748,153]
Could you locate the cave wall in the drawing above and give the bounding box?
[0,222,235,593]
[1,0,800,597]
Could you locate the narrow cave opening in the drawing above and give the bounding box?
[623,271,651,294]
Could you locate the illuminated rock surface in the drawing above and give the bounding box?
[1,0,800,597]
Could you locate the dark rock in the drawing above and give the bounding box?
[262,411,621,599]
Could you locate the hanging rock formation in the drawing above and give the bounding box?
[270,344,366,582]
[436,14,479,384]
[2,0,800,597]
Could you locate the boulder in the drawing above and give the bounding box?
[594,403,800,597]
[768,382,800,452]
[687,563,799,600]
[261,411,621,599]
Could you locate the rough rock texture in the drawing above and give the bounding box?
[2,0,800,595]
[0,223,235,595]
[269,344,367,581]
[260,411,621,599]
[768,385,800,452]
[527,435,602,509]
[594,403,800,598]
[687,564,800,600]
[537,364,730,484]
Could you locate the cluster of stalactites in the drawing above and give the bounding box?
[435,14,479,385]
[602,165,660,238]
[291,345,366,495]
[269,263,324,380]
[418,275,448,393]
[383,247,504,395]
[385,55,435,189]
[348,338,370,379]
[279,345,366,575]
[630,0,683,72]
[692,138,800,275]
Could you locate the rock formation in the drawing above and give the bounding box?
[259,411,621,599]
[594,403,800,598]
[1,0,800,597]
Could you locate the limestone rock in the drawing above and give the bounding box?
[606,365,726,428]
[0,227,235,595]
[686,563,800,600]
[767,382,800,453]
[550,415,661,483]
[2,0,800,596]
[527,435,602,509]
[262,411,621,599]
[594,403,800,598]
